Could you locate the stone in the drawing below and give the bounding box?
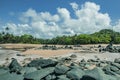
[16,54,25,56]
[110,66,119,72]
[83,67,105,80]
[111,63,120,69]
[27,59,57,68]
[8,58,22,73]
[103,65,119,76]
[81,59,86,62]
[81,75,118,80]
[57,75,70,80]
[66,68,85,80]
[20,67,37,74]
[55,65,70,75]
[79,62,87,68]
[0,72,23,80]
[24,67,55,80]
[70,54,77,58]
[114,58,120,64]
[0,69,9,75]
[45,75,56,80]
[57,77,70,80]
[96,62,107,67]
[83,67,118,80]
[110,63,120,75]
[70,63,82,69]
[87,59,98,62]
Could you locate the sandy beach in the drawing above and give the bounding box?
[0,44,120,66]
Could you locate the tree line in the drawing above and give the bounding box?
[0,28,120,44]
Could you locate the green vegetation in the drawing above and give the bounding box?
[0,28,120,44]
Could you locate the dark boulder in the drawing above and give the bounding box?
[110,63,120,75]
[111,62,120,69]
[45,75,56,80]
[20,67,37,75]
[0,72,23,80]
[0,68,9,75]
[87,59,98,62]
[70,63,82,69]
[83,67,118,80]
[70,54,77,58]
[57,75,70,80]
[81,75,96,80]
[103,65,119,76]
[8,58,22,73]
[66,68,85,80]
[55,65,70,75]
[24,67,55,80]
[114,58,120,64]
[83,67,106,80]
[27,59,57,68]
[80,59,86,62]
[110,65,119,72]
[60,57,72,62]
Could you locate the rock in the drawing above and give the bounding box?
[87,59,98,62]
[110,63,120,75]
[16,54,25,56]
[111,63,120,69]
[61,57,72,62]
[55,65,70,75]
[96,62,107,67]
[98,45,101,48]
[8,58,22,73]
[81,59,86,62]
[110,66,119,72]
[66,68,84,80]
[84,63,96,70]
[0,68,9,75]
[70,54,77,58]
[27,59,57,68]
[114,58,120,64]
[64,45,73,49]
[57,77,70,80]
[24,67,55,80]
[70,63,82,69]
[20,67,37,74]
[57,75,70,80]
[103,65,119,76]
[0,72,23,80]
[81,75,118,80]
[79,62,87,68]
[83,67,105,80]
[83,67,118,80]
[45,75,56,80]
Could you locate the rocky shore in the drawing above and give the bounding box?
[0,54,120,80]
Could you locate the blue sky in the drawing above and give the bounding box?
[0,0,120,23]
[0,0,120,38]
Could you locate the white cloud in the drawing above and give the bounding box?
[57,8,70,20]
[70,2,79,10]
[2,2,120,38]
[113,20,120,32]
[2,23,32,35]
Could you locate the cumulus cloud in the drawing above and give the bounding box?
[2,23,32,35]
[2,2,120,38]
[113,20,120,32]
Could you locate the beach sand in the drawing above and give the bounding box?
[0,44,120,66]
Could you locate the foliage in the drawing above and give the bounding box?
[0,29,120,44]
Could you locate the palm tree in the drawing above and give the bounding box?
[4,27,10,43]
[5,27,9,34]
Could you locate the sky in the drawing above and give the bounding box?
[0,0,120,38]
